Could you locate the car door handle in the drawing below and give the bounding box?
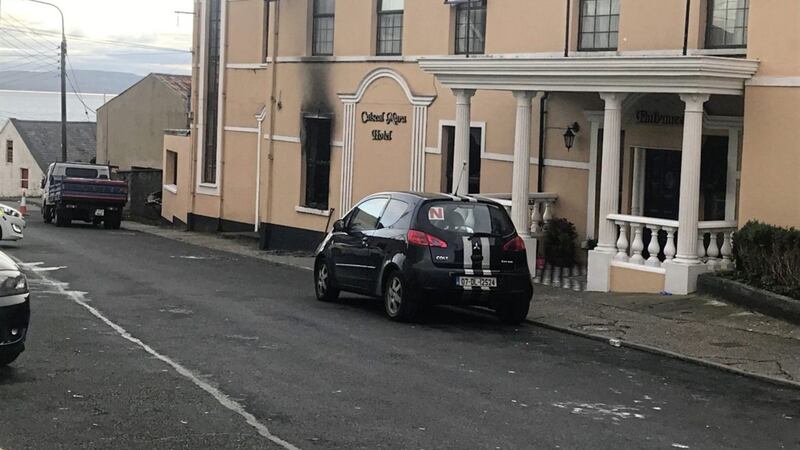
[361,237,369,247]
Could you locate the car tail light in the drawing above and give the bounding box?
[407,230,448,248]
[503,235,526,252]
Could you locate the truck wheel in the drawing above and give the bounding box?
[43,205,52,224]
[54,208,70,227]
[104,211,121,230]
[0,350,20,367]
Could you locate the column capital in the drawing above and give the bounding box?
[599,92,628,109]
[512,90,536,102]
[452,88,476,104]
[679,93,710,112]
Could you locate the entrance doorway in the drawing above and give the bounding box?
[440,125,482,194]
[641,138,729,221]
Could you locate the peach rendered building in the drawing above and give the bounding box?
[161,0,800,294]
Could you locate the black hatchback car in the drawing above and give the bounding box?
[314,192,533,323]
[0,250,29,367]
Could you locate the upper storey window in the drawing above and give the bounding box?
[706,0,748,48]
[377,0,404,56]
[454,0,486,55]
[578,0,620,51]
[312,0,335,56]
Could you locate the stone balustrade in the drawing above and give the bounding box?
[606,214,736,271]
[482,192,558,236]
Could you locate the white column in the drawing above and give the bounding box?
[512,91,535,237]
[725,127,740,222]
[674,93,710,264]
[339,101,357,216]
[410,104,429,191]
[452,89,476,195]
[595,92,627,252]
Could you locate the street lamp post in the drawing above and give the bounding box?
[29,0,67,162]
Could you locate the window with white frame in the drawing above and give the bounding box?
[454,0,486,55]
[20,168,28,189]
[706,0,748,48]
[302,116,332,210]
[377,0,404,56]
[6,140,12,163]
[202,0,222,184]
[312,0,335,56]
[578,0,620,51]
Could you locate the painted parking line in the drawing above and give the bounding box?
[15,258,300,450]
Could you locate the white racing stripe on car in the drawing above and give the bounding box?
[480,237,492,290]
[462,236,474,277]
[13,258,301,450]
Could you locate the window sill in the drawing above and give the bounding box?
[569,50,620,57]
[163,184,178,194]
[688,48,746,56]
[295,205,331,217]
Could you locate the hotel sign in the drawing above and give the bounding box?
[362,111,408,141]
[636,110,684,126]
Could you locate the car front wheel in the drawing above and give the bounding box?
[383,272,418,322]
[0,351,20,367]
[314,259,339,302]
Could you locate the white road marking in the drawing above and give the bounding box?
[17,260,300,450]
[32,266,67,272]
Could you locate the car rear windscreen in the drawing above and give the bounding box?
[65,167,99,178]
[421,202,515,237]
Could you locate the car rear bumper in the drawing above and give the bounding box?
[405,265,533,306]
[0,296,30,351]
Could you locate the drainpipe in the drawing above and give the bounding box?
[215,0,229,231]
[263,0,281,248]
[564,0,571,57]
[254,106,267,232]
[682,0,691,55]
[188,0,202,230]
[537,93,549,192]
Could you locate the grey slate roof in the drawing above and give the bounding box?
[151,73,191,101]
[10,119,96,171]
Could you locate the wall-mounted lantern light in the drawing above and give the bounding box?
[563,122,580,150]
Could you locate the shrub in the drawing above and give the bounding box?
[733,221,800,299]
[544,218,578,268]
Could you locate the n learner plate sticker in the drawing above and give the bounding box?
[428,207,444,221]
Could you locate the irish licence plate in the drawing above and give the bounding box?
[457,277,497,288]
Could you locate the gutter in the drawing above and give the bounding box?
[263,0,281,247]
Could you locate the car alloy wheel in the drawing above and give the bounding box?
[314,259,339,302]
[386,277,403,317]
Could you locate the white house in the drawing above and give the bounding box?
[0,119,96,198]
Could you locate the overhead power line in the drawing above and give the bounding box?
[0,24,190,53]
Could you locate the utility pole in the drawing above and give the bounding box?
[30,0,67,162]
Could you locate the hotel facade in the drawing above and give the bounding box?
[162,0,800,294]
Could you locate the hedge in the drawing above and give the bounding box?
[733,221,800,299]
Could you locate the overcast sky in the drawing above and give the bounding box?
[0,0,193,75]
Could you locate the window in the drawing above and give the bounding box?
[422,202,515,237]
[706,0,748,48]
[454,0,486,55]
[377,0,404,56]
[65,167,99,178]
[5,140,12,163]
[378,199,409,229]
[20,168,28,189]
[262,0,270,62]
[165,150,178,186]
[349,198,388,232]
[312,0,335,56]
[579,0,620,51]
[202,0,222,184]
[302,116,332,210]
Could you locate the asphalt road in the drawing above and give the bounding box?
[0,212,798,449]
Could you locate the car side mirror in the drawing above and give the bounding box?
[40,178,46,189]
[332,219,346,233]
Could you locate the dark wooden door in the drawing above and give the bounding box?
[643,149,681,220]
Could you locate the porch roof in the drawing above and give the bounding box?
[418,55,760,96]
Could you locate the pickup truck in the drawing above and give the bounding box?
[41,162,128,229]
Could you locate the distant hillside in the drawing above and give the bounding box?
[0,70,143,94]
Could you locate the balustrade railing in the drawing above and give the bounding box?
[606,214,736,271]
[481,192,558,236]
